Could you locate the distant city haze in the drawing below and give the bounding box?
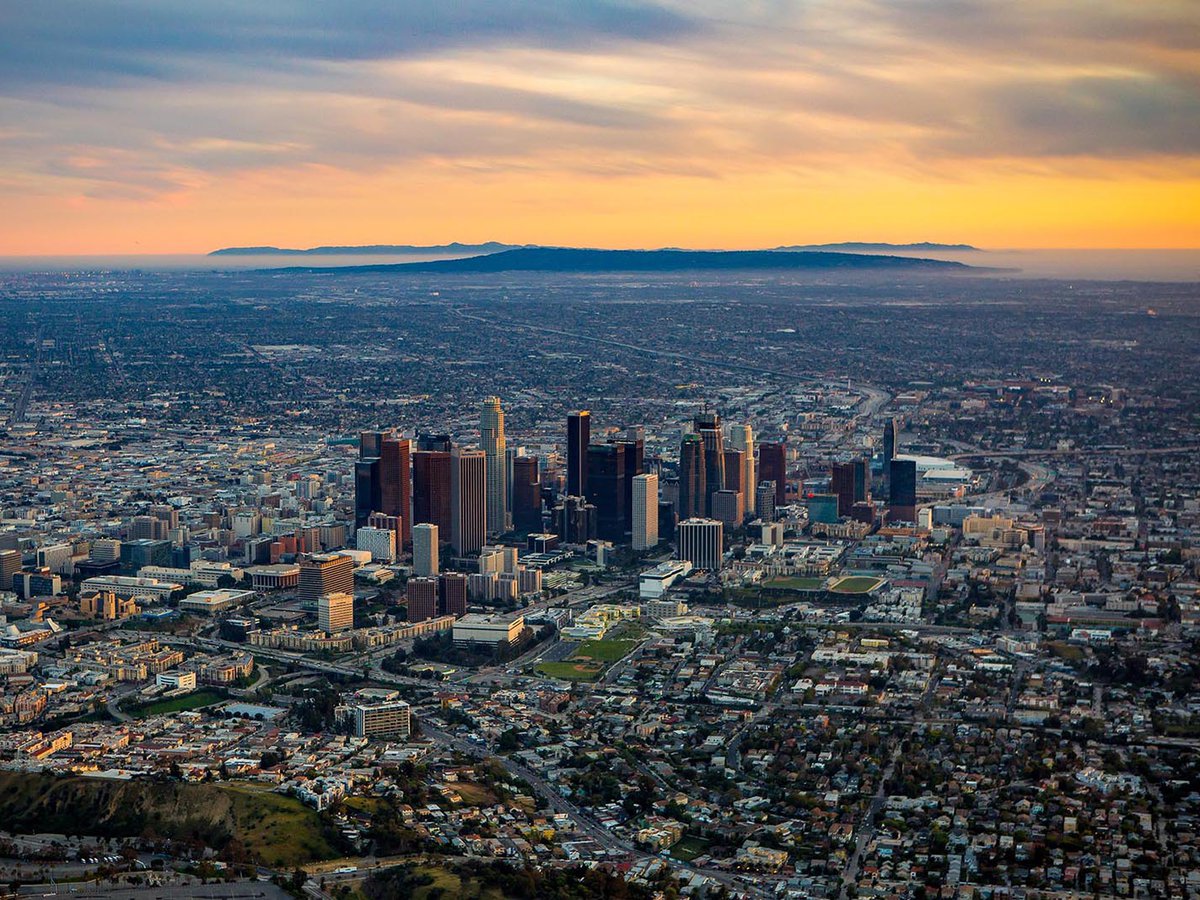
[2,248,1198,281]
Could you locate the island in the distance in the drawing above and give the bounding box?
[267,246,981,274]
[210,240,979,256]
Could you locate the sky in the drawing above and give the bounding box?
[1,1,1198,254]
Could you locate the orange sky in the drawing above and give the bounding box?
[2,2,1198,254]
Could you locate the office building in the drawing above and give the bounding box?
[694,411,725,515]
[356,526,396,563]
[511,455,542,533]
[451,448,487,555]
[711,488,744,528]
[0,549,22,591]
[728,423,756,515]
[379,435,412,546]
[36,543,73,575]
[406,577,439,623]
[413,445,453,535]
[348,700,411,740]
[318,591,354,634]
[618,432,645,535]
[758,442,787,508]
[554,495,597,544]
[480,396,509,534]
[298,553,354,603]
[120,539,171,573]
[632,473,659,551]
[452,613,526,646]
[678,433,706,520]
[439,572,468,617]
[677,518,724,571]
[354,457,380,529]
[566,411,590,498]
[807,493,840,524]
[586,442,627,541]
[412,523,439,577]
[832,459,869,518]
[359,430,383,459]
[883,417,898,463]
[756,482,777,522]
[889,458,918,523]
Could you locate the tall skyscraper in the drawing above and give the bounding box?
[889,458,918,523]
[511,455,543,533]
[413,447,453,535]
[694,411,725,515]
[758,441,787,509]
[883,417,898,464]
[412,523,439,577]
[677,518,724,570]
[831,459,869,518]
[566,411,590,498]
[632,472,659,551]
[586,442,627,541]
[318,591,354,634]
[678,434,706,520]
[831,461,858,518]
[355,434,384,532]
[359,430,383,460]
[379,436,412,547]
[723,447,745,501]
[618,433,645,536]
[480,396,508,534]
[728,424,756,515]
[451,448,487,555]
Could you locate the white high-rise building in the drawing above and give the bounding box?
[677,518,723,571]
[480,396,509,534]
[412,523,439,577]
[632,473,659,551]
[355,526,396,563]
[729,424,756,515]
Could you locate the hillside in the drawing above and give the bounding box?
[0,771,336,867]
[276,246,976,274]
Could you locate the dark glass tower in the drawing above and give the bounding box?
[758,442,787,508]
[511,455,543,533]
[677,433,706,520]
[566,411,590,498]
[694,411,724,515]
[586,442,627,541]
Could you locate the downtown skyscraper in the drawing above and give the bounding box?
[480,396,508,535]
[566,411,590,498]
[451,447,487,555]
[728,423,756,516]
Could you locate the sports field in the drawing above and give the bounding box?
[828,575,886,594]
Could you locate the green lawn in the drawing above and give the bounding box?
[671,834,711,861]
[573,638,639,662]
[130,689,225,718]
[829,575,885,594]
[766,576,826,591]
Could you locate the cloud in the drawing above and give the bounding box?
[0,0,1198,233]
